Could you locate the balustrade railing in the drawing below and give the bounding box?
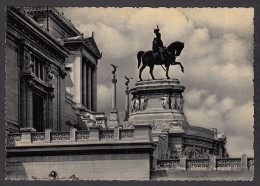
[76,130,90,141]
[216,158,241,169]
[6,124,152,145]
[156,159,180,170]
[120,129,134,139]
[156,156,254,171]
[187,159,210,170]
[31,132,45,141]
[51,132,70,141]
[100,130,114,139]
[7,133,22,143]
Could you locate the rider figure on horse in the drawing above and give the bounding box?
[152,25,165,62]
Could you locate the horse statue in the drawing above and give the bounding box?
[137,41,185,81]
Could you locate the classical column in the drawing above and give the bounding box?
[124,86,129,121]
[88,65,92,110]
[82,62,87,107]
[20,82,27,128]
[108,64,120,128]
[112,77,117,109]
[92,67,97,112]
[73,56,82,106]
[26,85,33,129]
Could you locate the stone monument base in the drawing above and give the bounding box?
[108,108,120,128]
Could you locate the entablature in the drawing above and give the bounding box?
[6,7,70,65]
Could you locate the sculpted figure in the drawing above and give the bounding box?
[134,98,140,112]
[140,97,148,111]
[24,51,33,72]
[111,64,119,77]
[125,76,133,87]
[170,94,176,109]
[176,94,182,110]
[131,97,136,112]
[161,96,169,109]
[152,25,165,61]
[180,96,185,111]
[46,65,54,80]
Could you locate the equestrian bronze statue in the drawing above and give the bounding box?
[137,26,185,81]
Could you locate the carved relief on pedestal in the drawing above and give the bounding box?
[176,94,182,110]
[131,96,139,112]
[160,95,169,109]
[170,93,177,109]
[170,93,184,111]
[140,97,148,111]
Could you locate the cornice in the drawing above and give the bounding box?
[7,8,70,61]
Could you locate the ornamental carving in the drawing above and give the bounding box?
[216,159,241,168]
[8,134,22,143]
[31,132,45,141]
[23,51,33,73]
[8,14,65,63]
[140,97,148,111]
[120,130,134,138]
[187,159,210,170]
[76,131,90,140]
[157,160,180,170]
[51,132,70,141]
[170,93,184,111]
[100,130,114,139]
[131,96,139,112]
[182,146,211,159]
[160,96,169,109]
[131,96,149,112]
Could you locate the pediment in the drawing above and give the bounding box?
[84,38,102,59]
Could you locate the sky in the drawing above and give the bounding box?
[59,7,254,157]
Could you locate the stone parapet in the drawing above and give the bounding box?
[6,125,154,147]
[155,155,254,172]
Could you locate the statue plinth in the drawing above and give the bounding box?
[129,78,187,132]
[126,78,228,159]
[108,107,120,128]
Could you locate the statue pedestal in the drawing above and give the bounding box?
[129,79,187,130]
[107,108,120,129]
[127,79,228,159]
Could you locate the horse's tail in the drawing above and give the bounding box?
[137,51,145,68]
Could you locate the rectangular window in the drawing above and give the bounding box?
[32,55,45,82]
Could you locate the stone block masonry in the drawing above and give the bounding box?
[6,126,156,180]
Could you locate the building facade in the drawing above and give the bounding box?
[6,7,104,133]
[5,7,253,181]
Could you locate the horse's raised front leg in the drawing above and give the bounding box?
[139,65,146,81]
[149,65,155,80]
[175,61,184,73]
[166,65,170,79]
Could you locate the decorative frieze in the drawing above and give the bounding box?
[182,145,211,159]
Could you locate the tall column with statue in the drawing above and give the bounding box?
[124,76,133,121]
[108,64,120,128]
